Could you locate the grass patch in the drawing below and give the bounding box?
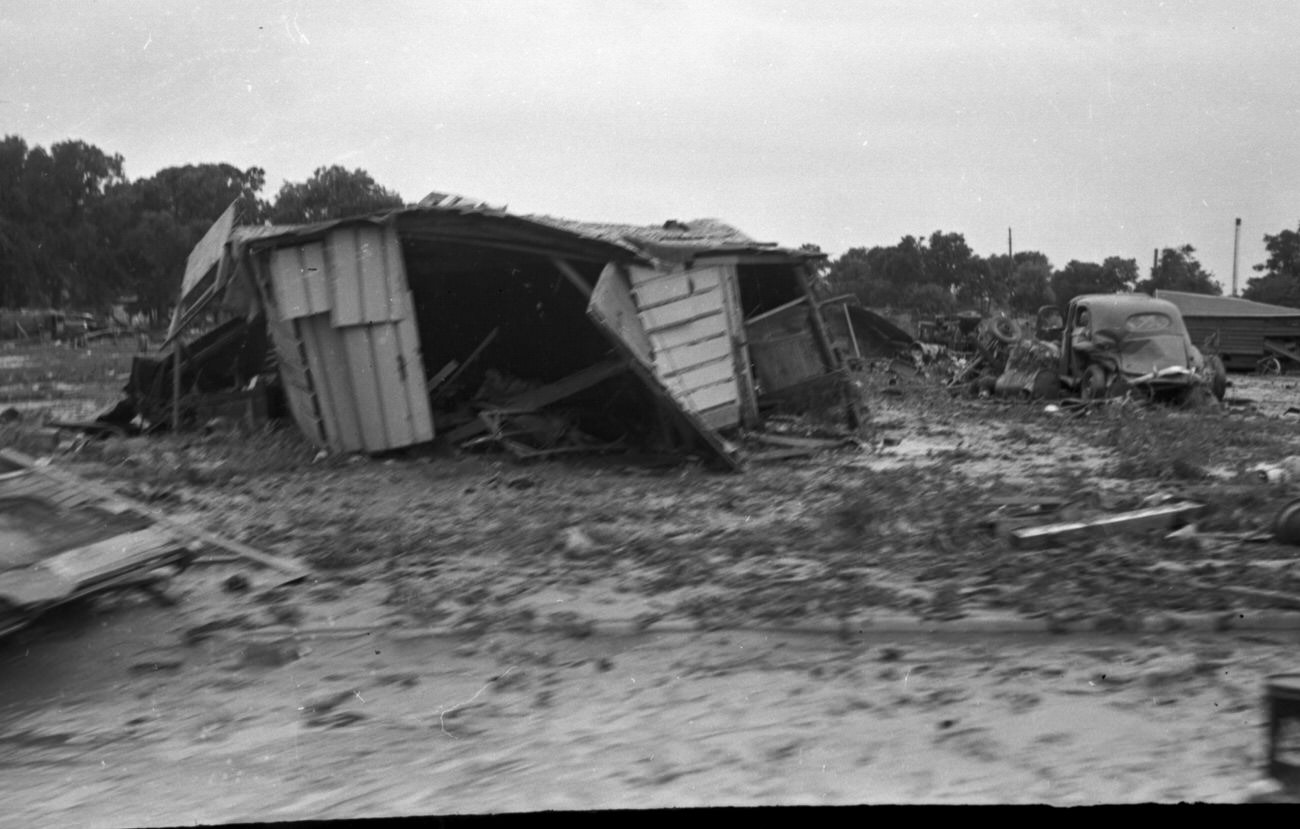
[1100,407,1296,481]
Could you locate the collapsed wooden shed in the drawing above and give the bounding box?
[174,197,855,464]
[1156,289,1300,372]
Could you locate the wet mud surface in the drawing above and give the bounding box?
[4,364,1300,818]
[1,601,1296,822]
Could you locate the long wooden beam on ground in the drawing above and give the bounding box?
[1009,501,1207,550]
[0,448,310,579]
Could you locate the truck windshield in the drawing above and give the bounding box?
[1124,313,1172,332]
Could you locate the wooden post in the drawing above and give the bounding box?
[552,258,593,299]
[795,265,862,429]
[171,338,182,432]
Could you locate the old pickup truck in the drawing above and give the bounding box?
[1058,294,1227,404]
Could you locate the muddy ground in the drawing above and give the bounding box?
[3,341,1300,820]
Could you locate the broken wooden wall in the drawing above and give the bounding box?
[624,263,745,430]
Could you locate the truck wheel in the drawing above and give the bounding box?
[990,317,1021,345]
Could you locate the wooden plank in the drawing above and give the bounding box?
[432,327,499,403]
[179,200,237,300]
[716,263,760,428]
[656,335,731,377]
[427,359,459,389]
[1009,502,1207,550]
[642,300,724,333]
[627,264,668,288]
[552,258,592,299]
[0,449,309,579]
[663,357,736,393]
[648,314,732,351]
[751,433,854,450]
[43,528,181,583]
[680,380,739,413]
[589,264,653,366]
[445,359,627,444]
[633,269,722,309]
[697,401,740,430]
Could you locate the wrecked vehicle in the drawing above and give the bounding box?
[0,451,193,638]
[916,310,985,353]
[1058,294,1227,403]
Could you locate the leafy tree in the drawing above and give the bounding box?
[1243,223,1300,307]
[136,163,269,226]
[270,165,404,224]
[826,231,990,312]
[1050,256,1139,312]
[905,282,956,315]
[117,163,271,317]
[0,136,127,308]
[988,251,1054,315]
[1135,245,1220,295]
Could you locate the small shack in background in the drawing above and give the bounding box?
[159,195,869,465]
[1156,289,1300,372]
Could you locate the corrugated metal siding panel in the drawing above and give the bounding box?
[394,294,433,443]
[270,244,331,320]
[261,227,433,454]
[340,326,390,451]
[298,314,364,452]
[329,225,408,325]
[255,255,328,449]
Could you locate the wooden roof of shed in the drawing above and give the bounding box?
[1156,289,1300,319]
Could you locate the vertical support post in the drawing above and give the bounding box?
[717,263,760,428]
[1232,218,1242,297]
[171,338,182,432]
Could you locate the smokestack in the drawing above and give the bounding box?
[1232,218,1242,296]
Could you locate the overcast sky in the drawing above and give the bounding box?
[4,1,1298,290]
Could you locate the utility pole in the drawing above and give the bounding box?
[1232,217,1242,296]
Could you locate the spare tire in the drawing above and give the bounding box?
[990,316,1021,344]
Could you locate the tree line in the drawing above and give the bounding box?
[825,224,1300,318]
[0,135,403,319]
[6,134,1300,323]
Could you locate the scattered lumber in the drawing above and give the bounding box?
[430,327,499,403]
[444,358,626,445]
[1009,500,1207,550]
[749,433,854,451]
[0,448,309,579]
